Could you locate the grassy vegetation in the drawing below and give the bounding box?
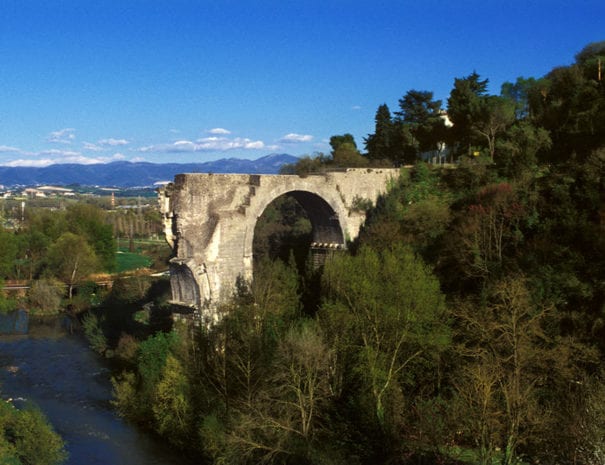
[116,249,153,273]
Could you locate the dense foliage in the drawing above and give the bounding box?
[0,399,67,465]
[0,204,115,282]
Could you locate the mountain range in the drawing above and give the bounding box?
[0,154,299,188]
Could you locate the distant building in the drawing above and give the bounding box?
[23,188,46,198]
[37,186,74,194]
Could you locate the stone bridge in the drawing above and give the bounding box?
[158,168,400,322]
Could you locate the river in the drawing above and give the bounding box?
[0,316,195,465]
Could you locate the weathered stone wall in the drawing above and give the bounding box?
[159,168,400,322]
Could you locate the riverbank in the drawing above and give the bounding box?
[0,316,194,465]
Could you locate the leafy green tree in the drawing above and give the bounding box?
[500,76,538,120]
[321,245,449,431]
[496,121,552,178]
[575,40,605,80]
[66,204,116,271]
[0,228,18,279]
[46,232,99,299]
[82,312,108,354]
[279,153,329,176]
[27,278,63,314]
[17,230,51,280]
[528,49,605,161]
[331,142,368,167]
[329,133,357,152]
[473,95,516,161]
[23,208,67,242]
[0,401,67,465]
[152,354,193,447]
[251,256,301,318]
[138,331,178,397]
[358,163,452,258]
[0,279,17,314]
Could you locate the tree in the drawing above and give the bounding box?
[18,230,51,280]
[496,121,552,178]
[500,76,539,120]
[453,277,590,465]
[66,204,116,272]
[2,402,68,465]
[446,182,525,281]
[396,90,446,155]
[152,354,193,447]
[331,142,368,167]
[328,134,368,168]
[46,232,99,299]
[0,278,17,314]
[212,321,333,464]
[279,153,329,176]
[473,95,516,161]
[27,278,63,314]
[272,321,332,442]
[365,104,396,162]
[575,40,605,80]
[529,55,605,161]
[56,233,97,298]
[0,228,18,279]
[447,71,489,157]
[329,133,357,152]
[321,245,449,431]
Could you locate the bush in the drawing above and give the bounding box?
[82,312,108,354]
[27,279,63,314]
[0,401,67,465]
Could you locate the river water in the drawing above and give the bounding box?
[0,317,195,465]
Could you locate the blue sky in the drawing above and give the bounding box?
[0,0,603,167]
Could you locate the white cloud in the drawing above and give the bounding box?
[0,145,22,153]
[207,128,231,135]
[243,140,265,149]
[195,137,265,151]
[3,152,126,167]
[84,138,130,151]
[98,138,129,146]
[38,149,82,157]
[351,105,362,110]
[47,128,76,144]
[0,148,131,167]
[279,133,313,143]
[137,136,266,153]
[3,158,57,167]
[83,142,103,152]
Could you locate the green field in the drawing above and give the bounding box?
[115,250,152,272]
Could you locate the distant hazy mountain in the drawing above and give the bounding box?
[0,154,298,188]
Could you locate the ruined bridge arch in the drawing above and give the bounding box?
[159,168,400,322]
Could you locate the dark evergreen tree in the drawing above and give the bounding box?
[365,103,395,162]
[447,71,489,157]
[395,90,448,161]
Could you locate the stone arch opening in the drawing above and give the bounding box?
[252,193,312,266]
[251,190,346,271]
